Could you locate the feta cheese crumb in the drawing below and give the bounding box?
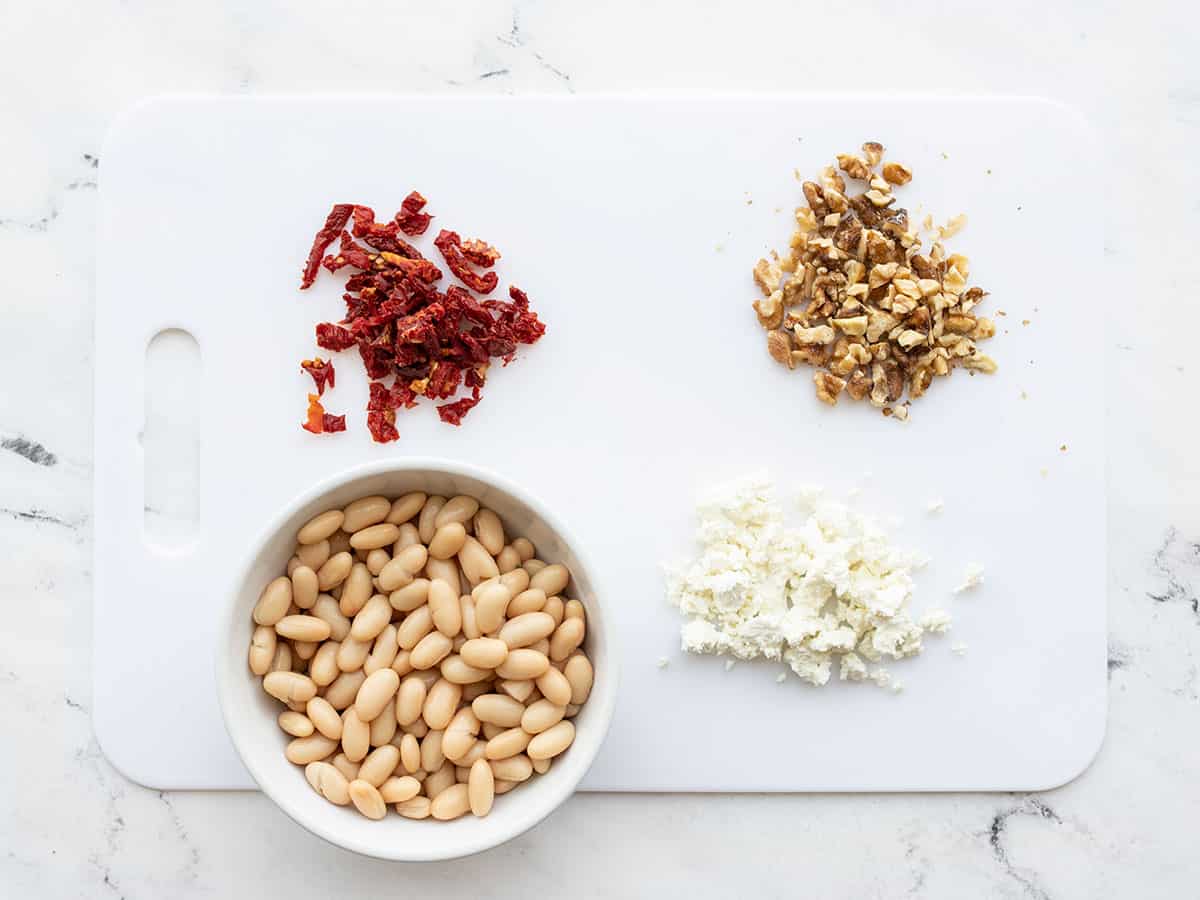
[919,608,953,634]
[666,473,946,690]
[954,562,985,593]
[724,659,736,672]
[952,642,969,656]
[926,498,944,514]
[656,657,670,669]
[775,672,787,684]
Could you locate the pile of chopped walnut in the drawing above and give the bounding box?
[752,141,996,420]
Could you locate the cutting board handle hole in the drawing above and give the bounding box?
[143,328,202,552]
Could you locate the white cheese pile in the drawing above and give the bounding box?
[665,472,945,687]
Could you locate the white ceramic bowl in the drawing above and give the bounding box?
[216,459,617,861]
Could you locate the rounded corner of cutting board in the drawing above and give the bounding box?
[91,696,170,791]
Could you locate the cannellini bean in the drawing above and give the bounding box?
[369,698,398,746]
[481,722,504,740]
[395,675,427,726]
[297,539,331,571]
[422,678,462,730]
[253,576,292,626]
[349,779,387,820]
[323,670,366,710]
[440,655,491,685]
[338,563,374,616]
[307,696,342,740]
[471,509,505,556]
[396,605,434,650]
[564,599,585,621]
[427,579,462,637]
[263,671,317,704]
[530,563,570,597]
[429,522,468,560]
[342,496,390,533]
[474,583,511,634]
[365,548,391,576]
[532,756,552,775]
[362,625,399,675]
[336,637,369,672]
[423,556,460,587]
[270,643,292,674]
[549,617,585,662]
[498,612,556,649]
[285,734,338,765]
[399,732,421,773]
[417,496,446,544]
[460,594,481,640]
[291,566,319,610]
[496,546,521,573]
[309,641,340,686]
[248,625,277,675]
[521,699,566,735]
[496,649,550,680]
[387,492,427,525]
[391,649,414,677]
[535,666,573,707]
[350,523,401,551]
[394,522,421,551]
[275,615,331,643]
[564,653,594,705]
[468,757,495,816]
[350,594,392,642]
[511,538,535,561]
[311,594,351,641]
[527,720,575,761]
[489,754,533,782]
[396,796,432,819]
[342,708,370,762]
[298,509,344,545]
[424,761,456,800]
[389,578,430,613]
[379,775,421,803]
[435,495,480,528]
[305,761,351,805]
[485,727,532,760]
[460,637,508,670]
[498,679,535,703]
[377,557,415,593]
[543,595,565,626]
[523,559,547,577]
[287,556,302,576]
[355,668,401,721]
[430,783,471,821]
[316,552,354,592]
[499,569,531,596]
[458,537,499,586]
[278,710,314,737]
[508,588,547,617]
[410,631,454,670]
[330,753,359,782]
[357,744,401,787]
[493,778,518,795]
[471,693,525,728]
[420,729,445,772]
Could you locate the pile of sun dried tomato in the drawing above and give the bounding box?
[297,193,546,442]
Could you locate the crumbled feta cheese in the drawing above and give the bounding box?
[724,659,736,672]
[775,672,788,684]
[667,472,947,689]
[954,562,985,593]
[920,608,953,634]
[926,498,944,514]
[952,642,969,656]
[656,656,670,669]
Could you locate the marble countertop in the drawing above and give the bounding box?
[3,1,1197,896]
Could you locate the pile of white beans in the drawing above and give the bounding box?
[247,492,594,821]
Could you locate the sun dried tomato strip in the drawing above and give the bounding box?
[426,361,463,400]
[301,394,346,434]
[366,409,399,443]
[460,238,500,268]
[300,357,335,395]
[316,322,357,351]
[301,204,353,289]
[437,387,482,426]
[351,205,424,258]
[379,251,442,283]
[434,229,499,295]
[322,231,374,274]
[395,191,433,236]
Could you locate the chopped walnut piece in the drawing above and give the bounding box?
[767,330,793,368]
[754,257,783,297]
[882,162,913,186]
[814,371,846,405]
[750,140,995,419]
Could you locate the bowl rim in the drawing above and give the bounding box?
[215,457,619,861]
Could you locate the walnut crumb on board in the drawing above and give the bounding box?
[751,141,996,419]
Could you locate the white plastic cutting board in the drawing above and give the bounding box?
[94,96,1105,791]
